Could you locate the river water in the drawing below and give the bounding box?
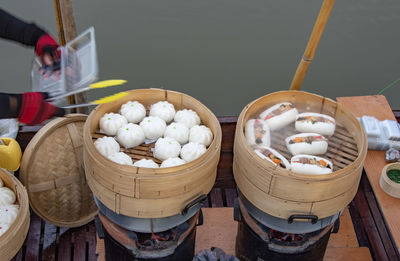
[1,0,400,116]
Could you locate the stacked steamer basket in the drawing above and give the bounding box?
[233,91,367,261]
[0,169,29,261]
[83,89,222,260]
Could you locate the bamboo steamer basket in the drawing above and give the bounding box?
[380,162,400,198]
[233,90,367,220]
[0,169,29,261]
[20,114,98,227]
[83,89,222,218]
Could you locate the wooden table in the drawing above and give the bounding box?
[337,95,400,256]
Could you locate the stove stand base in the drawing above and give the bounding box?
[235,215,332,261]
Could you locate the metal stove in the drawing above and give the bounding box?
[94,195,205,260]
[234,191,340,261]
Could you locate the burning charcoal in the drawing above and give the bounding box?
[270,229,304,243]
[137,229,178,250]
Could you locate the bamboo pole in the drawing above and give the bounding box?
[52,0,66,46]
[53,0,88,114]
[289,0,335,91]
[59,0,77,41]
[52,0,75,106]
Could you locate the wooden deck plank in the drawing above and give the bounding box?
[87,222,97,261]
[210,188,224,207]
[96,235,105,261]
[202,195,210,208]
[361,175,400,260]
[41,222,57,261]
[25,213,42,261]
[353,180,389,261]
[328,207,358,248]
[11,248,24,261]
[324,247,372,261]
[349,190,371,248]
[215,152,235,189]
[72,226,87,261]
[224,188,237,207]
[217,119,236,153]
[57,228,72,261]
[338,95,400,256]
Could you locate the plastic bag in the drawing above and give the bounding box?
[0,119,19,139]
[193,247,239,261]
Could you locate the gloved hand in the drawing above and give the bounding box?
[35,34,60,70]
[18,92,65,125]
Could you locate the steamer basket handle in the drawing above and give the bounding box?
[181,194,207,215]
[288,214,319,224]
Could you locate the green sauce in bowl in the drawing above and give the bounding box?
[387,169,400,183]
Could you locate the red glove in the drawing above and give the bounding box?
[35,34,60,67]
[35,34,58,57]
[18,92,65,125]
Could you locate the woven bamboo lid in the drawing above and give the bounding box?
[20,114,97,227]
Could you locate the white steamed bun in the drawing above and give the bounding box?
[174,109,201,129]
[139,116,167,140]
[189,125,213,147]
[117,123,145,148]
[153,137,181,161]
[0,187,16,206]
[0,223,10,237]
[107,152,133,166]
[120,101,146,123]
[149,101,176,123]
[160,157,186,168]
[164,122,189,145]
[0,204,19,225]
[99,113,128,136]
[180,142,206,162]
[133,159,159,168]
[94,136,120,157]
